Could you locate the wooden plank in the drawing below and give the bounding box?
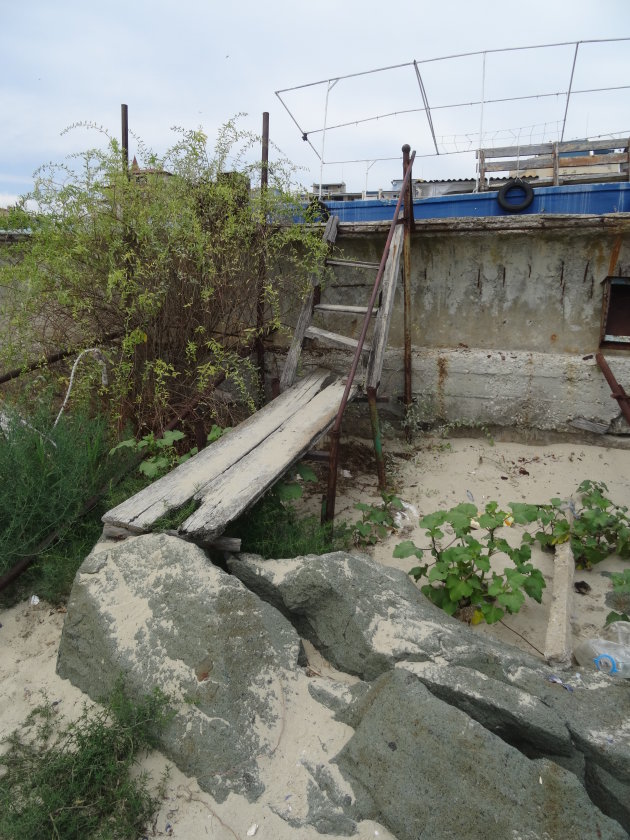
[484,152,628,173]
[279,216,340,391]
[180,378,355,542]
[304,325,371,352]
[322,215,339,244]
[325,258,380,270]
[479,137,628,160]
[314,304,377,316]
[103,368,336,531]
[366,224,403,389]
[279,281,317,392]
[570,417,609,434]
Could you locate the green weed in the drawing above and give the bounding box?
[0,679,171,840]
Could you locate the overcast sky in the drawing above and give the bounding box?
[2,0,630,207]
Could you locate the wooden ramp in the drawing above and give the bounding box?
[103,369,354,544]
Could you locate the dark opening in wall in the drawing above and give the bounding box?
[600,277,630,346]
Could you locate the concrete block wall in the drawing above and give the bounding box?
[276,215,630,435]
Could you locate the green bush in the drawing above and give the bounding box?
[1,119,329,435]
[0,680,171,840]
[0,405,123,580]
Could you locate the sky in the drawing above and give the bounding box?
[1,0,630,207]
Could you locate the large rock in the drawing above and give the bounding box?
[57,534,300,802]
[335,667,628,840]
[228,551,630,831]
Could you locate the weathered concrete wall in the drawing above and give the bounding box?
[275,214,630,434]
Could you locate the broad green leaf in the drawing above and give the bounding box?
[448,577,475,603]
[508,502,539,524]
[497,589,525,613]
[393,540,421,559]
[481,604,504,624]
[276,481,303,501]
[296,463,318,483]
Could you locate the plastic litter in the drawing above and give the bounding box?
[573,623,630,677]
[247,824,258,836]
[30,595,40,606]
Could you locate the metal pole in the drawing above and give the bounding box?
[256,112,270,402]
[367,386,386,490]
[402,144,413,409]
[121,103,129,172]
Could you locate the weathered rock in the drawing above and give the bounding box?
[586,761,630,833]
[395,660,572,757]
[57,534,300,803]
[228,550,630,830]
[335,667,629,840]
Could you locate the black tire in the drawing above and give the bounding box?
[497,178,534,213]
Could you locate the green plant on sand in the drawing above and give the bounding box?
[0,679,171,840]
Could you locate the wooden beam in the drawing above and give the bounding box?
[180,377,354,542]
[366,224,403,390]
[103,368,336,532]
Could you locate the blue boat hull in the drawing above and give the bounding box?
[322,182,630,223]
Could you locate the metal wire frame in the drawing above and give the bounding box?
[275,38,630,177]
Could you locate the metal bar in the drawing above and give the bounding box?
[413,62,439,155]
[302,85,630,139]
[121,103,129,172]
[256,112,269,401]
[324,150,416,523]
[596,353,630,426]
[402,144,413,408]
[561,43,579,142]
[275,40,630,96]
[367,386,386,490]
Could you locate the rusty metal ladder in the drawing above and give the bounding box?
[280,148,416,521]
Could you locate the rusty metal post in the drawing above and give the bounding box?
[121,104,129,173]
[402,144,413,409]
[367,386,386,490]
[256,112,270,402]
[596,353,630,426]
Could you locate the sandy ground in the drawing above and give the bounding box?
[1,434,629,838]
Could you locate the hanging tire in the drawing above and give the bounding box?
[497,178,534,213]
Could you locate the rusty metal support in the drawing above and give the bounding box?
[256,112,270,403]
[367,386,386,490]
[402,144,413,409]
[596,353,630,426]
[121,103,129,173]
[324,149,416,523]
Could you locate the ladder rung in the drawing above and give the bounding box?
[304,326,371,353]
[314,304,377,317]
[326,258,380,270]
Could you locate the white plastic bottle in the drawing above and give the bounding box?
[574,623,630,677]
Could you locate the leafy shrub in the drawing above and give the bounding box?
[0,680,171,840]
[0,405,123,579]
[353,491,403,546]
[395,501,545,624]
[1,118,329,435]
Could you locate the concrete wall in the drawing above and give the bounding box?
[279,214,630,435]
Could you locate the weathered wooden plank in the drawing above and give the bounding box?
[304,325,371,352]
[181,378,355,542]
[570,417,609,434]
[279,281,317,392]
[484,152,628,173]
[103,368,336,531]
[366,224,403,390]
[478,137,628,160]
[325,258,381,270]
[279,216,340,391]
[314,304,377,316]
